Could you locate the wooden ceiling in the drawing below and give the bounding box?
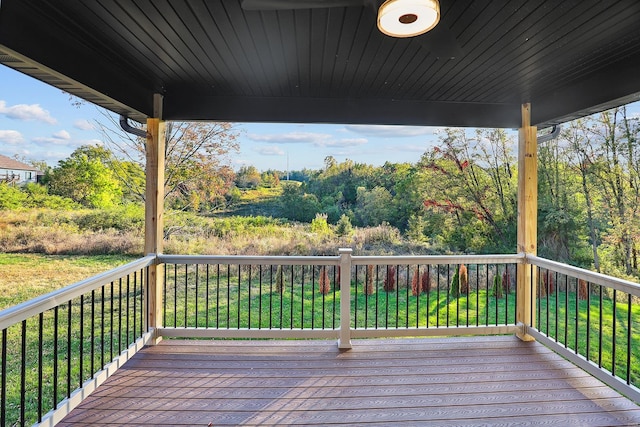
[1,0,639,128]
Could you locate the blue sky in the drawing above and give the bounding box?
[1,64,638,172]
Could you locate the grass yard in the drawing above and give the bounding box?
[0,254,136,310]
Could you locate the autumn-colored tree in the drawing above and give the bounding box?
[421,270,431,293]
[383,265,396,292]
[542,270,555,295]
[366,265,375,295]
[502,268,511,293]
[96,113,239,211]
[458,265,469,295]
[275,265,284,294]
[577,279,589,300]
[318,267,330,295]
[411,267,420,296]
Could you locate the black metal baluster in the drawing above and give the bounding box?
[195,264,199,328]
[311,265,315,329]
[279,266,284,329]
[163,264,167,328]
[485,265,489,326]
[547,270,560,342]
[110,282,114,361]
[575,278,579,353]
[53,306,58,410]
[238,265,242,329]
[206,264,210,328]
[446,265,451,327]
[375,266,379,329]
[475,264,479,327]
[126,276,130,345]
[173,264,178,328]
[1,328,6,426]
[598,285,603,368]
[100,285,105,369]
[91,290,95,375]
[80,295,84,387]
[586,282,591,362]
[67,300,72,398]
[405,265,410,328]
[353,265,357,329]
[612,289,617,376]
[331,266,340,329]
[564,274,568,347]
[436,265,440,328]
[269,265,273,330]
[321,266,325,329]
[118,279,122,354]
[290,266,294,329]
[627,293,632,385]
[133,271,138,338]
[456,265,460,328]
[227,265,231,328]
[426,265,430,328]
[184,265,188,328]
[259,265,263,329]
[414,265,419,328]
[301,265,306,329]
[504,265,508,326]
[248,265,252,329]
[395,265,400,329]
[38,313,43,422]
[20,320,26,427]
[385,266,390,328]
[217,264,221,328]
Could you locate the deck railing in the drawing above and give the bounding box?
[0,255,155,427]
[1,251,639,426]
[524,254,640,403]
[157,250,522,345]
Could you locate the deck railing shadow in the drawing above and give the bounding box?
[0,250,638,426]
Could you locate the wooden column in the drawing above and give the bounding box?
[145,99,165,344]
[516,103,537,341]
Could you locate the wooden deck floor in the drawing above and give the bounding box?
[60,336,640,426]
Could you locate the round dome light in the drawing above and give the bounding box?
[377,0,440,38]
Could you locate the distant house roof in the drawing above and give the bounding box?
[0,154,38,171]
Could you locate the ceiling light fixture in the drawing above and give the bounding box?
[377,0,440,38]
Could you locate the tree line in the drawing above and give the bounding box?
[2,106,638,279]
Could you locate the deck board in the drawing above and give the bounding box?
[60,336,640,426]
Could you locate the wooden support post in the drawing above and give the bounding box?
[145,103,165,344]
[516,103,537,341]
[338,248,352,350]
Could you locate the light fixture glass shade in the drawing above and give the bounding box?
[377,0,440,38]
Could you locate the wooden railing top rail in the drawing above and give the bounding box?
[527,254,640,297]
[0,254,156,330]
[159,253,525,267]
[351,253,524,266]
[158,254,340,266]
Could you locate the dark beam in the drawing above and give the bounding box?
[163,95,522,128]
[532,54,640,128]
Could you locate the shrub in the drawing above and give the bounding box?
[318,267,330,295]
[335,214,353,236]
[366,265,375,295]
[311,213,331,235]
[383,265,396,292]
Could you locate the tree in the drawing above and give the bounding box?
[236,165,261,189]
[96,113,239,211]
[48,145,123,209]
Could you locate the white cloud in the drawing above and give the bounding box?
[0,100,57,124]
[53,130,71,140]
[73,119,94,131]
[344,125,440,138]
[0,130,25,145]
[254,145,285,156]
[248,131,333,145]
[314,138,367,148]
